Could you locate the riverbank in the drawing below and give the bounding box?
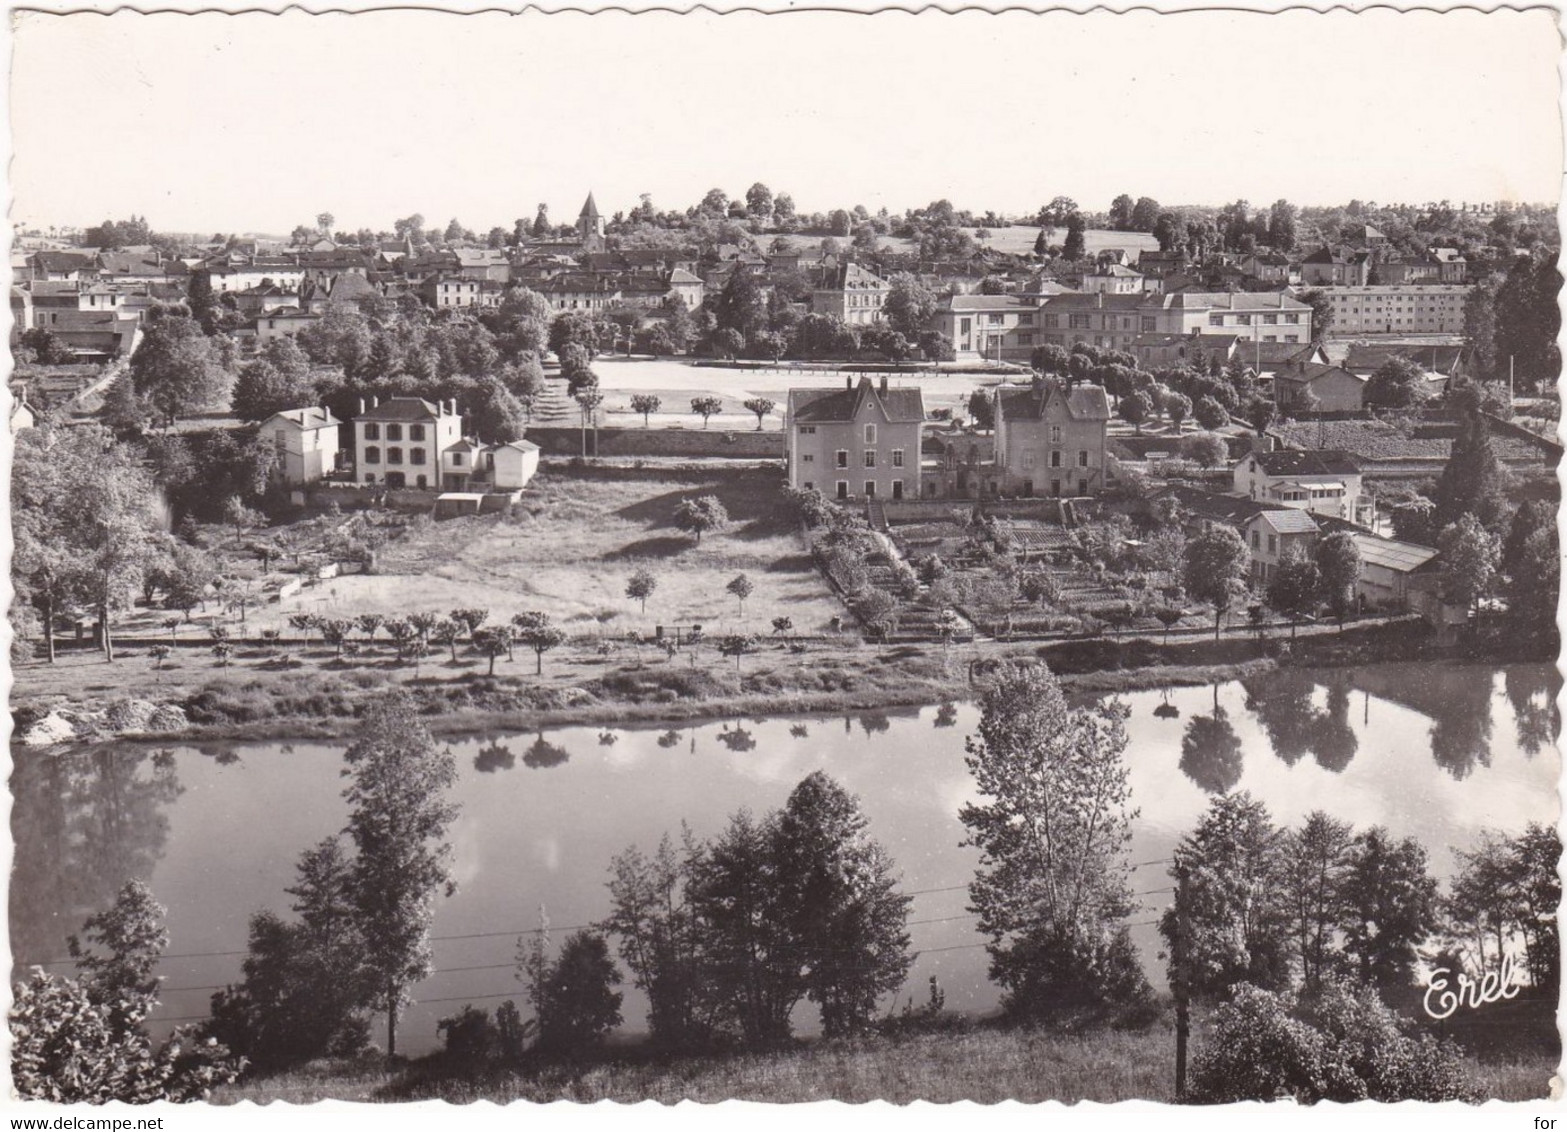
[13,616,1528,749]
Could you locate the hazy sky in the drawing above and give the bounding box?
[10,7,1563,235]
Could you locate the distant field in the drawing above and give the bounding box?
[762,227,1158,260]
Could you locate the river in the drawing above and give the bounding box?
[10,661,1559,1055]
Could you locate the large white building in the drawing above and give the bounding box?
[1304,284,1471,337]
[353,396,463,490]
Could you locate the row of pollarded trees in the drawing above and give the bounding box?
[277,608,571,676]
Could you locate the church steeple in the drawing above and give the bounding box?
[578,192,604,240]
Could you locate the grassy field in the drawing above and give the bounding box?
[211,1005,1556,1105]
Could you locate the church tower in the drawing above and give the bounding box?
[577,192,605,251]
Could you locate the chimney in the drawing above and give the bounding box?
[879,375,888,396]
[846,377,853,391]
[358,397,366,415]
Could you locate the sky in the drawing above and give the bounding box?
[9,7,1564,236]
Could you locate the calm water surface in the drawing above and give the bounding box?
[11,662,1559,1055]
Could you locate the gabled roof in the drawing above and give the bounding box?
[996,380,1111,422]
[358,396,447,422]
[815,262,888,290]
[668,268,702,284]
[1246,449,1361,477]
[580,192,601,220]
[1342,343,1466,375]
[1252,508,1320,535]
[265,407,340,430]
[1156,484,1291,527]
[788,377,925,424]
[1351,533,1439,573]
[1276,363,1363,387]
[495,438,541,452]
[1250,341,1323,367]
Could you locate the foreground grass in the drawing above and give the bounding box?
[213,1012,1556,1105]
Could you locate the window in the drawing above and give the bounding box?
[1141,316,1156,331]
[801,453,814,463]
[1268,535,1278,554]
[864,481,876,498]
[1078,478,1089,496]
[1251,530,1260,549]
[410,447,426,465]
[452,453,464,467]
[1050,450,1062,468]
[387,424,403,441]
[1023,451,1036,470]
[1262,313,1277,325]
[1069,313,1090,329]
[864,450,876,468]
[1208,313,1224,326]
[1285,313,1300,324]
[387,448,404,465]
[1235,313,1252,325]
[364,446,381,464]
[416,475,427,488]
[410,425,426,441]
[1019,313,1034,326]
[836,450,849,469]
[1043,314,1059,328]
[804,481,814,491]
[836,481,849,500]
[864,424,877,444]
[1078,450,1089,467]
[892,449,904,468]
[1050,425,1062,443]
[799,426,816,435]
[363,423,380,440]
[1019,333,1033,346]
[364,473,376,483]
[987,313,1003,326]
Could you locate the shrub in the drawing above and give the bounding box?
[1189,979,1477,1104]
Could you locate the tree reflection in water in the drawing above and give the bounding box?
[473,738,516,773]
[1505,666,1561,757]
[859,712,891,738]
[10,745,184,971]
[1427,674,1494,781]
[1244,669,1318,767]
[1179,693,1244,795]
[522,733,570,769]
[933,703,958,729]
[656,729,682,749]
[789,723,810,739]
[1153,689,1180,720]
[717,724,757,753]
[1311,677,1358,773]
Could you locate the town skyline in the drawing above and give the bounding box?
[12,8,1561,235]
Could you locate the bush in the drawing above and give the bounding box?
[1189,979,1477,1104]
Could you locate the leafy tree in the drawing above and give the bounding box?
[472,626,511,675]
[206,837,372,1071]
[1281,812,1355,990]
[548,310,602,359]
[1266,199,1298,252]
[1296,289,1334,345]
[711,328,745,360]
[961,663,1149,1017]
[726,573,755,617]
[1184,525,1250,639]
[1266,547,1321,635]
[1129,196,1161,232]
[625,568,658,614]
[466,376,528,445]
[883,274,937,339]
[1363,356,1428,410]
[1181,431,1228,469]
[1193,395,1229,431]
[513,611,568,675]
[772,773,913,1037]
[630,393,662,427]
[1159,792,1291,999]
[1339,827,1437,990]
[1492,251,1561,392]
[129,312,231,427]
[529,931,624,1058]
[1118,390,1152,434]
[341,690,460,1057]
[742,396,777,431]
[1107,194,1135,231]
[1433,379,1507,532]
[1437,513,1499,620]
[716,633,756,672]
[1313,531,1362,626]
[14,881,241,1102]
[714,269,767,341]
[674,495,729,545]
[1062,212,1087,261]
[691,395,724,428]
[744,182,774,220]
[1165,392,1192,432]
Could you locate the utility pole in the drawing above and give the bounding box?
[1174,863,1191,1101]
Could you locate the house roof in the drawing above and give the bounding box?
[668,268,702,284]
[944,293,1036,312]
[496,438,541,452]
[1247,448,1361,477]
[266,407,340,430]
[1250,341,1323,367]
[1342,343,1466,375]
[33,251,98,272]
[1252,508,1320,535]
[1157,484,1292,527]
[816,262,888,290]
[358,396,448,422]
[996,380,1111,422]
[788,377,925,424]
[1277,363,1363,387]
[1351,533,1439,573]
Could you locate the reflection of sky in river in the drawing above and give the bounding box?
[10,662,1557,1056]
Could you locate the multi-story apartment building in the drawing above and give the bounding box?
[1020,292,1313,354]
[260,406,342,486]
[785,376,925,501]
[353,396,463,490]
[993,380,1111,497]
[811,262,890,326]
[1309,284,1470,336]
[932,294,1044,359]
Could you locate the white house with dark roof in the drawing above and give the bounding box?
[811,262,890,326]
[786,376,926,501]
[1234,447,1371,524]
[1243,508,1320,585]
[261,406,342,485]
